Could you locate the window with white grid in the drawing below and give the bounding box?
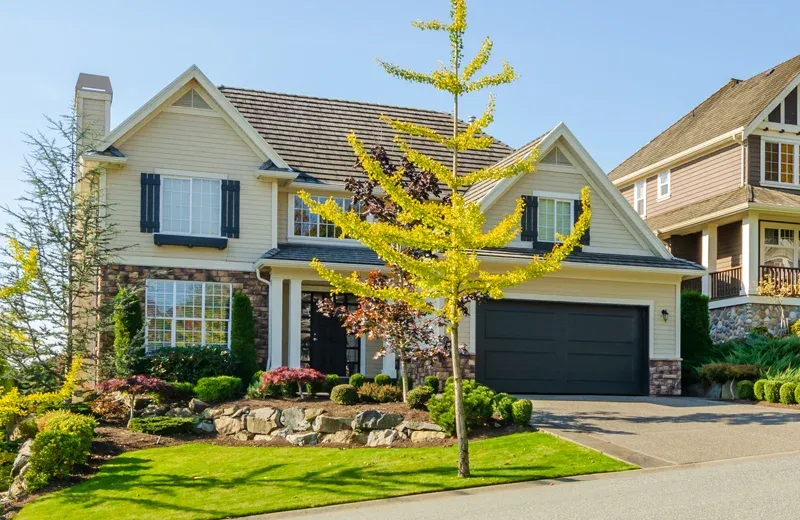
[161,177,221,236]
[145,280,231,351]
[293,195,361,238]
[538,198,572,243]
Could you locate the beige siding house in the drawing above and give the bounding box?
[610,53,800,342]
[79,65,701,396]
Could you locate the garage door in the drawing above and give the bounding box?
[475,300,648,395]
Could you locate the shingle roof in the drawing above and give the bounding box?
[259,242,702,271]
[218,87,513,185]
[463,132,548,202]
[609,53,800,182]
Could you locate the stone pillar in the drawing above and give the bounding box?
[649,359,681,396]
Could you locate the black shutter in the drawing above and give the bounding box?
[520,195,538,245]
[140,173,160,233]
[574,198,590,250]
[221,180,240,238]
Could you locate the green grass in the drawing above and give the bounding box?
[18,433,634,520]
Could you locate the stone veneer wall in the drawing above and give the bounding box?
[710,303,800,343]
[406,354,476,388]
[99,264,269,366]
[650,360,681,396]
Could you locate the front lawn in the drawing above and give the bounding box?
[17,432,634,520]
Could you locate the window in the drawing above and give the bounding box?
[293,195,361,239]
[538,198,572,242]
[657,171,670,200]
[145,280,231,351]
[161,177,221,236]
[763,227,797,267]
[763,141,798,185]
[633,180,646,216]
[173,89,212,110]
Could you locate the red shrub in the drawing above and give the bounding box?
[260,367,325,396]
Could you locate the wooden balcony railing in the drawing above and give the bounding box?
[759,266,800,296]
[710,267,742,300]
[681,277,702,294]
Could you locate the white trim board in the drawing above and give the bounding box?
[744,72,800,138]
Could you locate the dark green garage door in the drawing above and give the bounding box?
[475,300,648,395]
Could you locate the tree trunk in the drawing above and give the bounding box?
[400,358,408,402]
[450,324,470,477]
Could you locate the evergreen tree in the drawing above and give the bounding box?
[112,287,145,377]
[230,291,258,384]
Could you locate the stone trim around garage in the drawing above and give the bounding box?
[650,359,681,396]
[99,264,269,366]
[710,302,800,344]
[406,354,476,388]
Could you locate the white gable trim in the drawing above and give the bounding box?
[101,65,291,170]
[743,71,800,138]
[479,122,672,259]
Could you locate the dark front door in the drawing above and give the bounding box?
[301,292,361,376]
[475,299,649,395]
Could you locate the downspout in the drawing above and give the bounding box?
[254,263,272,369]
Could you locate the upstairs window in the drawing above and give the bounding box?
[633,180,646,216]
[162,177,222,237]
[537,198,572,242]
[763,140,798,185]
[293,195,362,239]
[657,171,670,200]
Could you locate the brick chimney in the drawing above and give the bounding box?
[75,73,113,148]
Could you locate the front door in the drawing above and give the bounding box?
[301,292,361,376]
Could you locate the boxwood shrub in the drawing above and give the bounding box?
[147,345,231,384]
[349,373,366,389]
[795,384,800,405]
[357,382,402,403]
[754,379,767,401]
[779,382,797,405]
[128,416,195,435]
[325,374,341,392]
[373,374,391,387]
[26,411,97,491]
[512,399,533,426]
[428,379,494,435]
[736,380,755,400]
[764,380,783,403]
[424,376,440,393]
[406,386,433,410]
[193,376,242,403]
[330,384,358,405]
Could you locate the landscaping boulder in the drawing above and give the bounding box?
[270,428,292,440]
[395,421,443,434]
[313,416,351,433]
[214,416,244,436]
[222,405,240,416]
[375,413,404,429]
[194,420,216,434]
[286,432,319,446]
[245,407,282,435]
[230,408,245,419]
[304,408,326,422]
[202,407,223,420]
[321,430,367,445]
[140,404,169,417]
[281,407,310,431]
[367,429,403,447]
[352,410,382,430]
[10,439,33,478]
[173,407,194,418]
[409,430,447,442]
[253,434,271,442]
[189,398,209,414]
[235,431,255,441]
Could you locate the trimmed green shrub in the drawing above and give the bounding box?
[112,287,146,377]
[398,375,413,391]
[406,386,433,410]
[680,291,713,383]
[26,411,97,491]
[374,374,392,386]
[349,373,366,389]
[330,384,358,405]
[325,374,341,392]
[698,363,760,385]
[167,382,195,401]
[512,399,533,426]
[445,376,454,389]
[779,382,797,405]
[736,380,755,400]
[357,382,402,403]
[230,292,258,385]
[193,376,242,403]
[147,345,231,384]
[493,393,517,422]
[424,376,440,393]
[795,384,800,405]
[754,379,767,401]
[764,380,783,403]
[428,379,494,435]
[128,416,195,435]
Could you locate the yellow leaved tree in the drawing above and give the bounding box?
[299,0,590,477]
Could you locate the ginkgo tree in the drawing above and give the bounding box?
[299,0,591,477]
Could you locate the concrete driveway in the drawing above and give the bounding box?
[530,396,800,468]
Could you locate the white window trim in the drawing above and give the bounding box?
[144,280,233,352]
[154,168,228,180]
[633,180,646,217]
[287,192,363,245]
[657,170,670,201]
[761,224,800,268]
[535,192,574,244]
[760,139,800,188]
[159,175,224,238]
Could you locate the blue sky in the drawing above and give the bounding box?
[1,0,799,228]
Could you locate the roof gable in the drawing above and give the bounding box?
[610,53,800,183]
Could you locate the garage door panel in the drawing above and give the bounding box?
[483,309,558,341]
[476,300,648,395]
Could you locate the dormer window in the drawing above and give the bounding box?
[292,195,363,239]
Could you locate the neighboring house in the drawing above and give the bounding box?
[611,53,800,342]
[78,65,700,396]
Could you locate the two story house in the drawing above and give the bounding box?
[611,54,800,342]
[78,65,700,396]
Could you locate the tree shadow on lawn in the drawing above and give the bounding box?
[32,452,560,518]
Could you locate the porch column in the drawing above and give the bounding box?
[268,275,284,369]
[287,278,303,369]
[382,352,397,378]
[741,213,759,295]
[701,224,718,296]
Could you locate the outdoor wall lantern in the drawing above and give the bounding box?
[661,309,669,322]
